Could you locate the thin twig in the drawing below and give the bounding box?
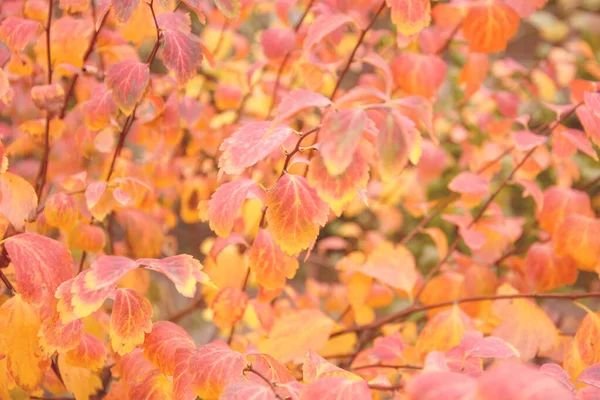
[368,382,404,391]
[331,291,600,338]
[353,362,422,371]
[226,267,251,345]
[244,365,285,400]
[168,297,205,323]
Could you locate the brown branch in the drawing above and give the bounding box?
[368,382,404,391]
[227,267,251,345]
[266,0,316,118]
[353,362,422,371]
[0,268,14,294]
[59,11,108,119]
[168,297,205,323]
[578,174,600,191]
[34,0,55,200]
[331,291,600,338]
[244,365,286,400]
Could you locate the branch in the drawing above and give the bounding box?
[368,382,404,391]
[331,291,600,338]
[266,0,316,118]
[353,362,422,371]
[34,0,54,199]
[226,267,251,345]
[167,297,205,323]
[243,364,286,400]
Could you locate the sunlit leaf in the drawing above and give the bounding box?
[462,2,520,53]
[248,229,299,290]
[208,179,265,237]
[141,321,195,376]
[110,288,153,355]
[105,59,149,115]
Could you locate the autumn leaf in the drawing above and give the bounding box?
[139,254,212,298]
[266,173,329,255]
[300,376,371,400]
[248,229,299,290]
[4,233,74,306]
[0,17,41,53]
[211,287,248,329]
[0,172,38,231]
[115,209,164,258]
[492,284,557,360]
[416,305,475,355]
[387,0,431,36]
[406,371,477,400]
[31,83,65,114]
[65,333,106,371]
[524,242,578,292]
[0,294,50,391]
[141,321,195,376]
[304,14,355,53]
[261,28,295,61]
[215,0,241,19]
[58,354,103,400]
[258,309,335,363]
[319,108,367,176]
[538,186,594,233]
[221,381,277,400]
[564,308,600,380]
[391,53,446,98]
[158,13,203,84]
[38,301,84,356]
[173,342,245,399]
[218,122,294,176]
[207,178,265,237]
[105,59,149,115]
[110,0,141,24]
[56,256,139,322]
[44,191,78,230]
[82,84,118,130]
[110,288,153,355]
[554,215,600,271]
[274,89,332,125]
[462,2,520,53]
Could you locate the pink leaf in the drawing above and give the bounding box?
[105,60,150,115]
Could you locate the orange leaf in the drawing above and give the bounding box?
[564,307,600,380]
[307,144,371,216]
[0,172,38,231]
[302,350,356,383]
[57,354,103,400]
[173,342,245,399]
[44,192,78,230]
[0,17,41,53]
[141,321,195,376]
[211,287,249,329]
[208,179,265,237]
[524,242,578,292]
[67,222,107,253]
[105,60,149,115]
[492,284,557,360]
[0,294,51,391]
[129,369,173,399]
[5,233,73,306]
[458,53,489,99]
[82,84,118,130]
[258,309,335,363]
[554,215,600,271]
[265,173,329,255]
[538,186,593,234]
[139,254,211,298]
[38,300,84,356]
[462,2,520,53]
[110,288,153,355]
[391,53,446,98]
[218,122,293,176]
[304,14,355,53]
[65,333,106,371]
[357,241,419,295]
[248,229,299,289]
[416,305,475,355]
[387,0,431,36]
[115,209,164,258]
[56,256,138,322]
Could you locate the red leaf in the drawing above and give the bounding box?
[5,233,74,306]
[304,14,355,53]
[56,256,139,322]
[162,28,203,84]
[105,60,150,115]
[218,122,293,175]
[300,377,371,400]
[65,333,106,371]
[207,179,265,237]
[319,108,367,176]
[248,229,299,290]
[266,173,329,255]
[0,17,41,53]
[261,28,295,61]
[173,343,245,399]
[110,288,153,355]
[274,89,332,124]
[139,255,211,298]
[110,0,140,23]
[38,302,84,356]
[391,53,446,98]
[141,321,195,376]
[82,84,118,130]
